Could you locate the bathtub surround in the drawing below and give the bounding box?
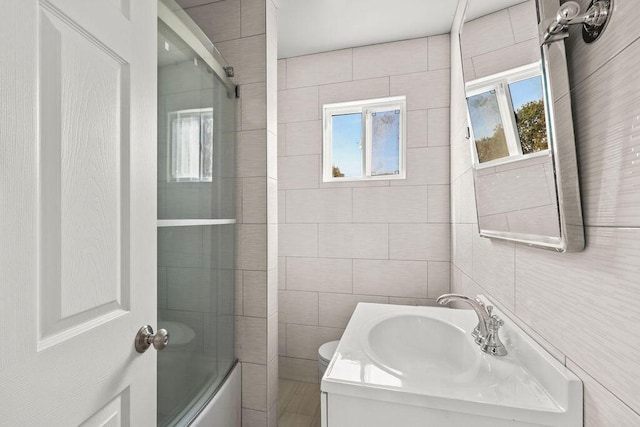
[451,0,640,424]
[278,35,451,383]
[183,0,279,425]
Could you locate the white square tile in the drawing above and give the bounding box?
[570,40,640,227]
[508,0,537,44]
[243,270,268,317]
[278,155,319,190]
[515,227,640,413]
[353,186,428,223]
[278,322,286,356]
[279,224,318,257]
[241,0,266,37]
[390,69,450,110]
[427,108,450,147]
[242,82,267,131]
[285,120,322,156]
[285,188,352,223]
[407,110,428,148]
[389,223,450,261]
[238,130,267,178]
[278,59,287,90]
[564,0,640,88]
[237,224,267,270]
[461,9,513,59]
[278,257,286,289]
[242,362,267,411]
[318,223,388,259]
[240,35,266,84]
[318,293,388,328]
[567,360,640,427]
[287,49,352,88]
[287,257,352,294]
[186,0,240,43]
[278,86,319,123]
[279,290,319,326]
[428,34,450,70]
[452,223,473,276]
[427,261,450,298]
[278,189,286,223]
[390,147,449,186]
[235,270,244,316]
[318,77,389,108]
[277,123,286,157]
[471,39,539,80]
[428,185,450,223]
[236,315,267,364]
[353,38,428,80]
[353,260,428,298]
[243,177,267,224]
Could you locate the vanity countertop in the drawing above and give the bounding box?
[322,302,582,426]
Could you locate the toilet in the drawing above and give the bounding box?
[318,340,340,380]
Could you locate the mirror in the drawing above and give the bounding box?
[459,0,584,252]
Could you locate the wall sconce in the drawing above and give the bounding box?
[542,0,613,45]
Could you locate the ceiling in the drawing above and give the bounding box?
[277,0,527,59]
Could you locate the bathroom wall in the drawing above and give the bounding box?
[461,0,538,81]
[183,0,279,425]
[451,0,640,424]
[277,36,451,383]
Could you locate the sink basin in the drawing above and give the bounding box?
[322,301,582,427]
[364,314,482,382]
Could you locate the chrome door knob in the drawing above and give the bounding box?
[135,325,170,353]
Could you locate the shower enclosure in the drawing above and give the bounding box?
[157,1,237,425]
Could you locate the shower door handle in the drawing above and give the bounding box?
[135,325,170,353]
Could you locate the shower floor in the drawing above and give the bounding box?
[278,379,321,427]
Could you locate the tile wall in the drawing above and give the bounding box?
[277,36,451,383]
[451,0,640,424]
[182,0,279,425]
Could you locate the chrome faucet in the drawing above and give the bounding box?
[436,294,507,356]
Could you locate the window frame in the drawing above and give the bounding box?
[465,62,550,169]
[322,96,407,182]
[167,107,214,183]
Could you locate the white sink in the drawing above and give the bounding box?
[364,314,482,383]
[321,301,582,427]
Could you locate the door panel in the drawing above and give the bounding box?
[0,0,157,425]
[39,3,131,343]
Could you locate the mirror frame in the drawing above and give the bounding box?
[459,0,585,252]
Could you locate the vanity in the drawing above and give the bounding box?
[320,301,582,426]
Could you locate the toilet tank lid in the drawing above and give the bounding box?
[318,340,340,361]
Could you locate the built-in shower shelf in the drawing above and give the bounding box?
[157,219,236,227]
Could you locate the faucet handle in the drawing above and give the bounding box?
[481,315,507,356]
[486,305,493,316]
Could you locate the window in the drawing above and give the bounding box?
[322,96,406,182]
[168,108,214,182]
[466,62,549,167]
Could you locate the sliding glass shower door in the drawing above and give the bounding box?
[156,3,237,425]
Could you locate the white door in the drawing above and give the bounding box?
[0,0,157,425]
